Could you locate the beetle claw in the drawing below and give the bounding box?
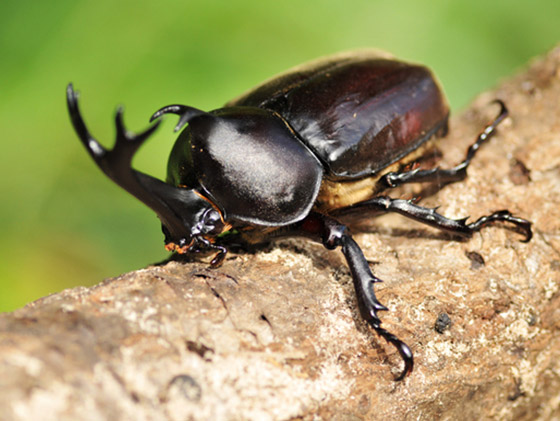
[210,250,227,267]
[366,319,413,381]
[465,210,533,242]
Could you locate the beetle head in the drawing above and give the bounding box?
[157,187,227,254]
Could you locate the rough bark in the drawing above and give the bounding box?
[2,47,560,421]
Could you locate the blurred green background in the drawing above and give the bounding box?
[1,0,558,311]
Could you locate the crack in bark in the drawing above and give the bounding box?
[200,276,261,344]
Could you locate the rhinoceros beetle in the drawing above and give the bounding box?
[67,50,532,380]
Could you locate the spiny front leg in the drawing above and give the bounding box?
[302,213,413,380]
[339,234,413,380]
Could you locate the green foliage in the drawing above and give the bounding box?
[1,0,558,310]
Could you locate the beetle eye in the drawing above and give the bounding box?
[192,208,224,236]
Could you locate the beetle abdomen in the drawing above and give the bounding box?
[315,139,441,211]
[229,50,449,179]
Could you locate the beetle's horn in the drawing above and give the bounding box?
[66,84,205,240]
[150,104,210,132]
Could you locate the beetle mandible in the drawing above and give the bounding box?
[67,50,532,380]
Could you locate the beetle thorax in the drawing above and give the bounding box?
[177,107,324,227]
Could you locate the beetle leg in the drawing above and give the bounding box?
[336,196,532,242]
[298,213,414,380]
[380,100,508,188]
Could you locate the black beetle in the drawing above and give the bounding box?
[67,50,532,380]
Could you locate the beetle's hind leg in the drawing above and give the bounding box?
[297,213,414,380]
[336,196,532,242]
[380,100,508,188]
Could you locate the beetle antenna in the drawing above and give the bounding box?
[150,104,210,132]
